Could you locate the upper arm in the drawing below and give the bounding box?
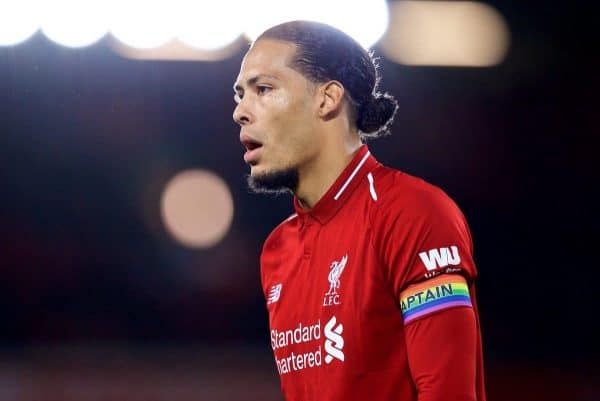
[370,181,481,399]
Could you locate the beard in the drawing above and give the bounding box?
[247,167,299,195]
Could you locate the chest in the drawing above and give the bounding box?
[262,215,406,379]
[265,218,380,317]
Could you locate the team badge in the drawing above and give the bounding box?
[323,254,348,307]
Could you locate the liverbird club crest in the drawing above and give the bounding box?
[323,254,348,307]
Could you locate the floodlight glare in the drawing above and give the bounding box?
[40,1,109,48]
[173,0,242,50]
[109,1,176,49]
[0,3,39,46]
[242,0,389,49]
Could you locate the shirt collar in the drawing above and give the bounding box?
[293,144,379,225]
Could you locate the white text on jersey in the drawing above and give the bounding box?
[418,246,461,271]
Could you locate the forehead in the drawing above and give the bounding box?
[236,39,303,86]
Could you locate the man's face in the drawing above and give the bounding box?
[233,39,321,191]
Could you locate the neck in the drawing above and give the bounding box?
[295,133,362,209]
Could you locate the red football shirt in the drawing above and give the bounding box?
[260,145,486,401]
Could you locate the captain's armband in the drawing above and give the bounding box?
[399,274,472,324]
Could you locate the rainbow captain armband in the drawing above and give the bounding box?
[399,274,472,324]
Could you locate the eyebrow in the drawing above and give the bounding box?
[233,74,278,93]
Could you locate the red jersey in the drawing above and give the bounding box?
[260,145,486,401]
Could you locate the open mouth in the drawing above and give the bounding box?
[243,138,262,151]
[240,134,264,164]
[241,134,263,152]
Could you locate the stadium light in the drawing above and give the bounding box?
[380,1,510,66]
[242,0,388,49]
[40,1,109,48]
[2,0,390,60]
[318,0,389,49]
[161,169,234,249]
[109,1,176,49]
[173,0,243,50]
[109,37,244,62]
[240,0,302,43]
[0,3,39,46]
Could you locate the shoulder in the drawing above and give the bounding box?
[259,212,298,288]
[368,165,477,284]
[261,212,298,253]
[369,165,467,227]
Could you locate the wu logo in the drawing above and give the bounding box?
[418,246,461,271]
[324,316,345,364]
[323,254,348,307]
[267,283,282,304]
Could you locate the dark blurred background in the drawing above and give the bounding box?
[0,1,597,400]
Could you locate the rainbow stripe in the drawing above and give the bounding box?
[400,274,472,324]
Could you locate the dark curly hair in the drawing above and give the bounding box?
[257,20,398,139]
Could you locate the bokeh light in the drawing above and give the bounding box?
[40,1,109,48]
[380,1,510,66]
[239,0,303,43]
[242,0,388,49]
[109,37,244,62]
[160,169,234,249]
[0,3,39,46]
[322,0,388,49]
[109,1,176,49]
[173,0,243,50]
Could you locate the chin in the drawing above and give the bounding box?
[249,161,276,177]
[247,166,299,195]
[249,164,264,176]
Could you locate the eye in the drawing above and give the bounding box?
[234,93,242,103]
[257,85,272,95]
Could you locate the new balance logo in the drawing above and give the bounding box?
[418,246,461,271]
[324,316,344,364]
[267,284,282,304]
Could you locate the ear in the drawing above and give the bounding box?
[317,80,345,119]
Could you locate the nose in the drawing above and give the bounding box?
[233,101,252,126]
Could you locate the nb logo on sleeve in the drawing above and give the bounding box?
[418,246,461,271]
[324,316,344,364]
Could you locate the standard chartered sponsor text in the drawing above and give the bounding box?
[271,320,321,349]
[275,347,324,375]
[271,320,322,375]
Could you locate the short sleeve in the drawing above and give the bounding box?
[371,182,477,324]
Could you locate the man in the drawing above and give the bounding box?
[233,20,486,401]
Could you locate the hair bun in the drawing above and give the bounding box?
[356,92,399,136]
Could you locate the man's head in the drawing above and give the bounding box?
[233,20,398,194]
